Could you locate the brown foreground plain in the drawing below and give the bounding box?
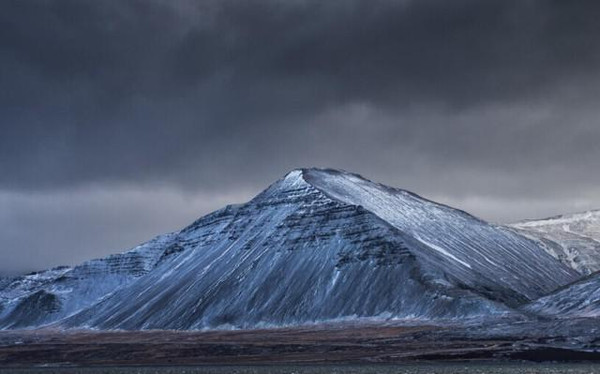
[1,319,600,367]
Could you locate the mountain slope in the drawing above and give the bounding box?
[51,169,578,330]
[509,210,600,275]
[524,271,600,318]
[0,233,179,329]
[303,169,577,302]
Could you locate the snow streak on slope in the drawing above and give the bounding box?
[0,234,179,329]
[510,210,600,275]
[525,271,600,318]
[414,236,472,269]
[55,169,578,330]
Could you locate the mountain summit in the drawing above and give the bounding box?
[0,168,579,330]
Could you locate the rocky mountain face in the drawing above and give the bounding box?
[509,210,600,275]
[0,169,582,330]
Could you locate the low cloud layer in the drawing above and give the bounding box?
[1,0,599,274]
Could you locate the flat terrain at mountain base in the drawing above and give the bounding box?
[1,319,599,367]
[3,364,600,374]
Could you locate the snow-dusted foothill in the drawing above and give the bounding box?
[524,270,600,318]
[0,234,180,329]
[510,210,600,275]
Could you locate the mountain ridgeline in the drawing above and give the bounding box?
[0,168,591,330]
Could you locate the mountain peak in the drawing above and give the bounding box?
[262,168,380,205]
[280,167,367,184]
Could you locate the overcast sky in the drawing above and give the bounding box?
[1,0,600,276]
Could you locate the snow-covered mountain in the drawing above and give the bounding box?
[524,271,600,318]
[509,210,600,275]
[0,234,179,329]
[0,168,580,330]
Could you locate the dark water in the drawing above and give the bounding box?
[2,364,600,374]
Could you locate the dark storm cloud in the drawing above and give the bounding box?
[2,0,600,190]
[1,0,600,274]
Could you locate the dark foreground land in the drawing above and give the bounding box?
[2,364,600,374]
[0,318,599,368]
